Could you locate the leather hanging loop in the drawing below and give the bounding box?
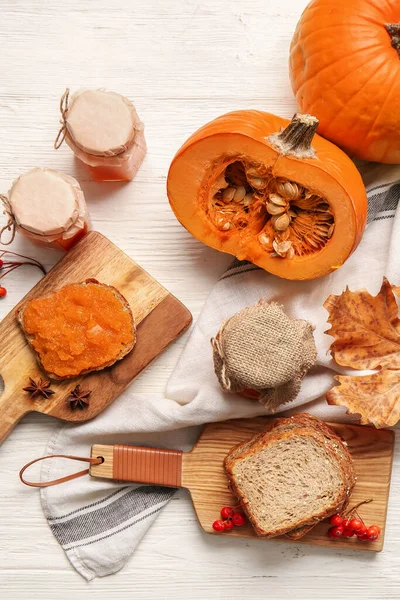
[19,454,103,488]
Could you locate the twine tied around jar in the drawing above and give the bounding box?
[0,195,16,245]
[54,88,70,150]
[211,331,231,390]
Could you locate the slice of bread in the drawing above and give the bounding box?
[224,426,327,540]
[224,420,352,538]
[17,279,136,380]
[265,415,355,539]
[226,414,355,540]
[276,415,355,540]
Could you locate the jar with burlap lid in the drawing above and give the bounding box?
[54,88,146,182]
[0,168,90,251]
[212,300,317,411]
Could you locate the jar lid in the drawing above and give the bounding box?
[9,168,83,237]
[65,89,137,157]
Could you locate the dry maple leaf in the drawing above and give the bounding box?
[325,277,400,428]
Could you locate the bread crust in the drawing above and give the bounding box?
[224,422,275,470]
[17,278,136,380]
[224,419,353,539]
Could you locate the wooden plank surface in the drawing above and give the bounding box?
[1,1,400,599]
[0,231,192,443]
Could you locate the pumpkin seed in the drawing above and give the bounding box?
[273,239,292,257]
[222,222,233,231]
[272,213,291,231]
[222,187,236,203]
[286,246,295,259]
[328,224,335,238]
[234,186,246,202]
[243,193,254,207]
[258,232,270,245]
[216,214,227,227]
[267,202,286,216]
[277,181,301,200]
[269,193,287,207]
[248,176,265,190]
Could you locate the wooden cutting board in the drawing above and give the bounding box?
[91,417,395,552]
[0,231,192,444]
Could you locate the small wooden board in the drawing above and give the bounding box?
[91,417,394,552]
[0,231,192,444]
[183,418,394,551]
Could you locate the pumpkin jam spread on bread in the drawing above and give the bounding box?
[18,279,135,380]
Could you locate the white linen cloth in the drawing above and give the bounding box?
[41,163,400,580]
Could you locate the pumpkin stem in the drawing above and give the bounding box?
[386,23,400,55]
[268,113,319,158]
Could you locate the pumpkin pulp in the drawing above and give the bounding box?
[205,158,335,261]
[22,282,134,378]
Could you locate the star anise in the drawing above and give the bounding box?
[23,377,55,400]
[67,385,92,410]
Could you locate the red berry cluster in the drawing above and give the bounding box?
[327,499,380,542]
[212,506,246,532]
[0,250,46,297]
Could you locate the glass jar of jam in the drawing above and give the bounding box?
[0,168,90,251]
[54,88,147,182]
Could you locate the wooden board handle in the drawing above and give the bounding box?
[90,444,183,487]
[0,385,32,445]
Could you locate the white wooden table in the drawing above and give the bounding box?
[0,1,398,598]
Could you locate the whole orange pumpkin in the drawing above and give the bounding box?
[290,0,400,164]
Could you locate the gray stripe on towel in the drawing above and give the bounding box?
[366,181,393,195]
[220,263,259,280]
[367,183,400,222]
[67,505,165,550]
[50,485,175,546]
[47,487,128,522]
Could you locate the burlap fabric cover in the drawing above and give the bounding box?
[212,300,317,411]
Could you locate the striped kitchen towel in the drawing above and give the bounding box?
[41,162,400,580]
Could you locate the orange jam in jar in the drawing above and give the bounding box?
[0,168,90,251]
[55,88,146,182]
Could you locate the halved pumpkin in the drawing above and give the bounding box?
[167,111,368,280]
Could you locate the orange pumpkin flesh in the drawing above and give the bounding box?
[167,111,367,280]
[290,0,400,164]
